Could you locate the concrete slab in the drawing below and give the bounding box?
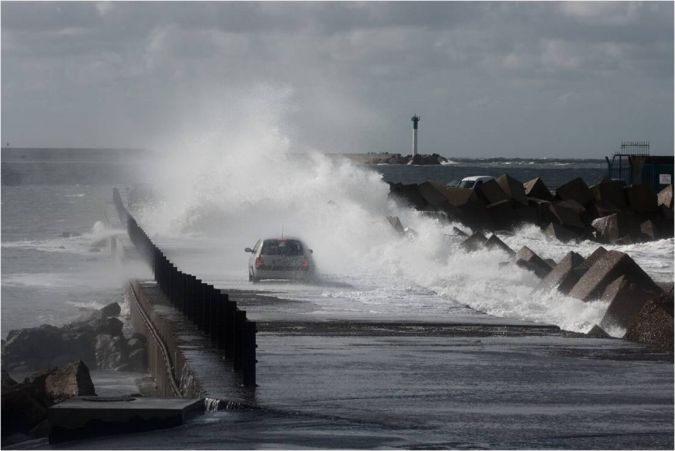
[48,396,203,443]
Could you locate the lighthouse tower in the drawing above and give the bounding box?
[411,115,420,157]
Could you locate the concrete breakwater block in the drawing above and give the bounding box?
[599,276,655,331]
[48,396,204,443]
[476,179,508,205]
[515,246,553,278]
[624,287,674,353]
[544,222,579,243]
[555,177,594,206]
[496,174,528,206]
[485,234,515,256]
[657,184,673,208]
[523,177,554,201]
[591,180,627,210]
[625,184,658,213]
[537,251,586,294]
[461,232,488,252]
[568,250,661,302]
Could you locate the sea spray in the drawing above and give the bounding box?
[135,89,672,336]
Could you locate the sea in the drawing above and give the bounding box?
[2,148,672,337]
[2,147,674,449]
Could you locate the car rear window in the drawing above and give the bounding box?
[261,239,303,256]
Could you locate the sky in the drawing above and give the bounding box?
[1,1,673,158]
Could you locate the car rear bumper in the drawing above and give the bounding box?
[253,268,313,281]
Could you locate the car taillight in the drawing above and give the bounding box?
[255,256,265,269]
[300,259,310,270]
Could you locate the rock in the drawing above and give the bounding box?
[515,246,553,278]
[513,206,538,225]
[657,184,673,208]
[95,334,128,370]
[624,287,673,353]
[452,226,468,237]
[624,184,658,213]
[599,275,656,331]
[591,214,622,243]
[555,177,594,206]
[418,181,456,209]
[126,334,147,351]
[639,219,657,241]
[590,179,627,210]
[586,325,611,338]
[100,302,121,318]
[538,251,586,294]
[485,234,515,256]
[95,317,124,336]
[527,198,556,226]
[568,250,662,302]
[523,177,554,201]
[26,361,96,405]
[461,232,488,252]
[476,179,508,205]
[543,222,579,243]
[385,216,405,235]
[2,324,96,371]
[1,381,48,436]
[388,183,428,210]
[583,247,608,270]
[486,199,516,229]
[549,202,586,230]
[496,174,528,206]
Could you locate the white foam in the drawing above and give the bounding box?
[136,89,673,335]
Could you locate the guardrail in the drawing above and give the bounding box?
[112,188,256,386]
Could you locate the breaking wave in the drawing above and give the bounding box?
[136,87,672,335]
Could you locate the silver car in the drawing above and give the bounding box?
[245,237,315,282]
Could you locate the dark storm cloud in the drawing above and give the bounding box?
[1,1,672,157]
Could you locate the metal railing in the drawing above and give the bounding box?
[113,188,256,386]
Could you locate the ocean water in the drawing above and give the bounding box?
[2,145,671,339]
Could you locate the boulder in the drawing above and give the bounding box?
[528,198,557,226]
[543,222,579,243]
[568,250,661,302]
[523,177,554,201]
[476,179,508,205]
[513,206,538,225]
[452,226,468,237]
[26,360,96,405]
[100,302,121,318]
[624,184,658,213]
[657,184,673,208]
[388,183,428,210]
[385,216,405,235]
[2,324,96,371]
[591,214,622,242]
[584,247,608,269]
[2,380,48,436]
[537,251,586,294]
[95,334,127,370]
[599,276,655,331]
[461,232,488,252]
[94,317,124,337]
[549,202,586,230]
[586,325,611,338]
[624,287,673,353]
[418,181,455,209]
[555,177,594,206]
[485,234,515,256]
[486,199,516,229]
[639,219,657,241]
[590,180,627,210]
[496,174,528,206]
[515,246,553,278]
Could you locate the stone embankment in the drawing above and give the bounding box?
[389,175,674,244]
[367,153,448,165]
[447,227,673,353]
[2,302,147,374]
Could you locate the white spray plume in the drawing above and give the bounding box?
[136,86,672,335]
